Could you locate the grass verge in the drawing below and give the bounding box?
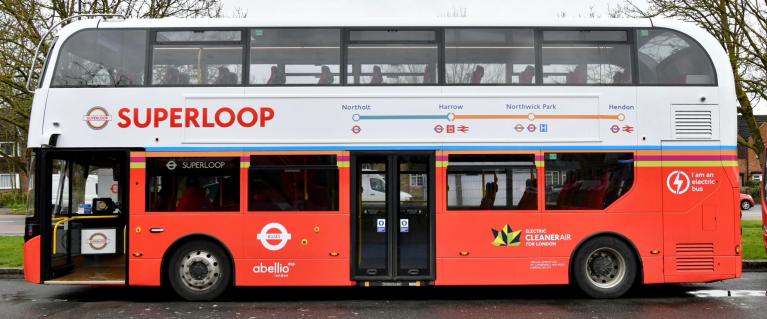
[0,236,23,268]
[743,220,766,260]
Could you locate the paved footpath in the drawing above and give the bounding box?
[0,273,766,319]
[743,204,763,221]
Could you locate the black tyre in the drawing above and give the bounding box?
[741,200,752,210]
[167,240,231,301]
[572,236,637,299]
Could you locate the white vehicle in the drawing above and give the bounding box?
[360,173,413,201]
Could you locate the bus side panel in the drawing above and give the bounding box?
[435,212,542,285]
[129,214,244,286]
[23,236,41,284]
[437,257,568,285]
[662,158,739,283]
[541,212,663,282]
[237,213,352,286]
[236,259,352,286]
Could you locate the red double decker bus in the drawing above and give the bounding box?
[23,16,741,300]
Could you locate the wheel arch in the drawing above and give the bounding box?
[568,232,644,285]
[160,233,236,287]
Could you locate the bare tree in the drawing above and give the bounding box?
[616,0,767,167]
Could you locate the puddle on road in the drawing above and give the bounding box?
[688,290,767,298]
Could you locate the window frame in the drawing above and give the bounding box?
[145,156,242,213]
[445,152,540,212]
[148,28,248,87]
[50,28,150,88]
[539,28,637,87]
[542,151,636,212]
[247,27,344,87]
[443,27,539,86]
[247,154,341,213]
[345,27,443,87]
[634,28,719,87]
[46,26,718,88]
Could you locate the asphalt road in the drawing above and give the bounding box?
[0,214,24,236]
[0,273,766,319]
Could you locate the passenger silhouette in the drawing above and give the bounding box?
[471,65,484,84]
[318,65,334,85]
[370,66,384,84]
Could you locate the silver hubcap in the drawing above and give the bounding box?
[179,250,221,291]
[585,247,626,289]
[742,202,750,209]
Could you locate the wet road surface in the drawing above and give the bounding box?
[1,273,766,319]
[0,215,23,236]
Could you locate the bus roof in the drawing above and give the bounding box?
[61,16,657,34]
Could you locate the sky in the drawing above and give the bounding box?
[222,0,633,19]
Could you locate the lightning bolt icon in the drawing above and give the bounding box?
[672,172,684,194]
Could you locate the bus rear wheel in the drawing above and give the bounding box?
[168,240,231,301]
[573,236,637,299]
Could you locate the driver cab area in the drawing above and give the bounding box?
[40,150,129,284]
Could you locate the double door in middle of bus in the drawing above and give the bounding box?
[351,152,435,281]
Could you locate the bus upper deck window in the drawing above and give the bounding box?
[52,30,147,87]
[249,29,341,85]
[636,29,716,85]
[445,29,536,85]
[541,29,632,85]
[347,29,438,85]
[151,30,244,86]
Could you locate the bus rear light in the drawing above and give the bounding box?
[735,245,741,255]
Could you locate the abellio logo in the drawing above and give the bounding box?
[252,262,295,278]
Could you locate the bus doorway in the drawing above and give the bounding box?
[351,152,435,283]
[37,150,129,284]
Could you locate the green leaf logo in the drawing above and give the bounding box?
[491,224,521,247]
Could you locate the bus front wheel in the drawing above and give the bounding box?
[168,240,232,301]
[572,236,637,299]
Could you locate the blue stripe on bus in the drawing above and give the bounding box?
[145,145,737,152]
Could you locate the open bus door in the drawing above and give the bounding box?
[34,149,130,284]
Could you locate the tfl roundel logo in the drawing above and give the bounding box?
[666,170,690,195]
[257,223,292,251]
[82,106,113,130]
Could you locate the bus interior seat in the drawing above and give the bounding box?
[567,65,587,84]
[516,179,537,209]
[163,67,180,85]
[215,67,238,85]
